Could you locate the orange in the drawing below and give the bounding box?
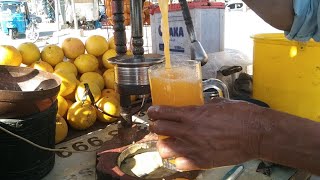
[18,42,40,65]
[41,45,64,66]
[96,96,120,123]
[57,96,68,117]
[108,36,116,50]
[55,115,68,144]
[80,72,105,90]
[102,49,117,69]
[30,60,54,73]
[103,69,115,89]
[101,89,120,100]
[54,61,78,77]
[54,71,78,97]
[0,45,22,66]
[67,101,97,130]
[75,82,101,103]
[62,37,85,59]
[74,54,99,74]
[85,35,109,56]
[100,89,136,102]
[64,88,76,101]
[64,99,74,119]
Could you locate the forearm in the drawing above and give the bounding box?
[242,0,294,31]
[258,108,320,175]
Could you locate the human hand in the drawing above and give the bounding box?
[147,98,264,171]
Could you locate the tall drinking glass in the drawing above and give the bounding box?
[148,60,204,170]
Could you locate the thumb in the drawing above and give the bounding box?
[147,105,185,122]
[174,157,201,171]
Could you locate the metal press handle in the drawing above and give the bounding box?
[179,0,208,66]
[203,78,230,99]
[178,0,196,42]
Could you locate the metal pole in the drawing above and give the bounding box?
[57,0,62,23]
[130,0,144,59]
[31,0,36,14]
[59,0,66,24]
[71,0,78,30]
[54,0,60,31]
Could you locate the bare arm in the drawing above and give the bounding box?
[148,98,320,175]
[259,108,320,175]
[242,0,294,31]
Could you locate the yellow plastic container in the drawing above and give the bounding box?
[252,33,320,122]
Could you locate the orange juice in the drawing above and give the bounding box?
[154,0,203,170]
[149,60,204,109]
[158,0,171,69]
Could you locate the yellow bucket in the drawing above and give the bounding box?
[252,33,320,122]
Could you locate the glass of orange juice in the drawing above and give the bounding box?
[148,60,204,170]
[149,60,204,107]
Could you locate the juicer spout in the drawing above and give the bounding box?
[178,0,208,66]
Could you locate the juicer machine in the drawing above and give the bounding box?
[108,0,209,128]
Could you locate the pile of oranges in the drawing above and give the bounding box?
[0,35,136,144]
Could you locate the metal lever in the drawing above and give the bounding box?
[178,0,208,66]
